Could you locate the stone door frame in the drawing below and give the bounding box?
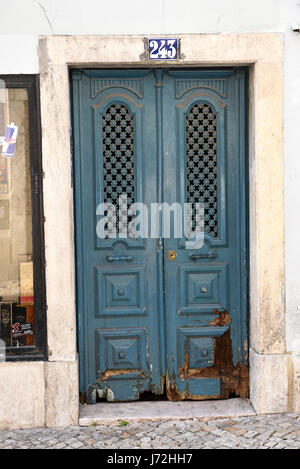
[38,33,287,424]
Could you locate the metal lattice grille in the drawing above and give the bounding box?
[102,103,135,237]
[186,103,218,238]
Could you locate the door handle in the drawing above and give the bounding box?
[106,255,133,262]
[190,250,216,261]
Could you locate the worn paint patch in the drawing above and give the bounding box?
[99,369,146,380]
[80,390,87,404]
[209,309,232,327]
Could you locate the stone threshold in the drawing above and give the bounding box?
[79,398,256,426]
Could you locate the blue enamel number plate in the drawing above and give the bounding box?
[148,38,179,60]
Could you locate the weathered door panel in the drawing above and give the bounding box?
[162,70,248,399]
[72,70,164,402]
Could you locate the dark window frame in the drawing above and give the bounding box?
[0,74,47,361]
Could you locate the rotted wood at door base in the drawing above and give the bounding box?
[93,312,250,402]
[167,310,249,401]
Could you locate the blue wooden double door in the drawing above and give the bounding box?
[72,68,248,402]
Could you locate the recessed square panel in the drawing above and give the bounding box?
[188,336,215,368]
[96,328,147,378]
[95,265,147,316]
[108,274,139,306]
[108,337,139,369]
[178,263,228,314]
[177,326,229,370]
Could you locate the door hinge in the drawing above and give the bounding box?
[32,172,39,196]
[157,237,162,252]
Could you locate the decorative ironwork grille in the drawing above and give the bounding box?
[102,103,135,237]
[186,102,218,238]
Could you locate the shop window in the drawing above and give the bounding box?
[0,76,46,360]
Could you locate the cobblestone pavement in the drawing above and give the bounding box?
[0,414,299,449]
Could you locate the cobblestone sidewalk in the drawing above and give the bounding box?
[0,413,299,449]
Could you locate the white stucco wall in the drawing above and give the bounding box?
[0,0,300,420]
[0,0,285,73]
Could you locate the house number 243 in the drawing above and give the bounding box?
[148,38,179,60]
